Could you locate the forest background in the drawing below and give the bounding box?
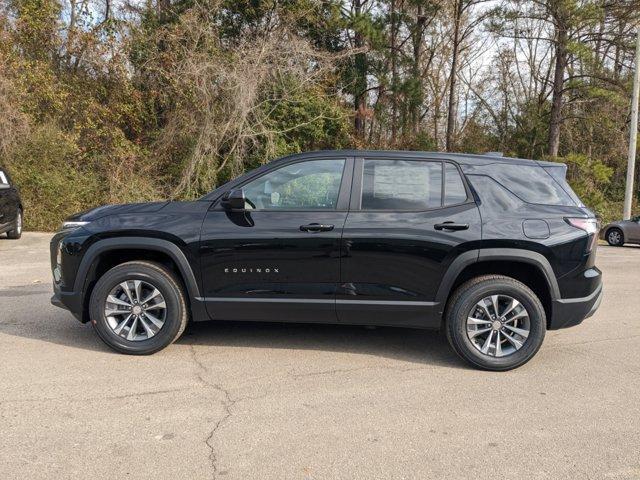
[1,0,639,230]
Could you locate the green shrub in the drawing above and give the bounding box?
[7,124,105,231]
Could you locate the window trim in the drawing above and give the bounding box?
[350,157,472,213]
[213,156,354,212]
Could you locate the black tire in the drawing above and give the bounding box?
[445,275,546,371]
[6,209,22,239]
[606,228,624,247]
[89,261,188,355]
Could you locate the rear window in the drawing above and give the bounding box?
[469,163,578,206]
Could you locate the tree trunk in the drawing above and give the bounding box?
[410,5,425,135]
[390,0,398,143]
[446,0,463,152]
[548,22,567,158]
[354,0,368,140]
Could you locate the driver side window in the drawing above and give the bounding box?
[242,159,345,210]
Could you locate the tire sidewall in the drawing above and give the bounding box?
[607,228,623,246]
[448,280,546,370]
[90,264,184,354]
[7,209,22,239]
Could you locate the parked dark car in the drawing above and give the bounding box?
[50,151,602,370]
[601,216,640,246]
[0,167,23,239]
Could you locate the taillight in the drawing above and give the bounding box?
[565,217,599,252]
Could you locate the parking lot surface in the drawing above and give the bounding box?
[1,233,639,480]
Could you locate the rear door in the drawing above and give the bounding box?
[337,156,481,328]
[199,156,353,323]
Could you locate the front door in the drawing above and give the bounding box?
[338,157,481,328]
[200,157,353,323]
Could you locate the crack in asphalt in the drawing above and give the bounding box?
[0,386,193,405]
[559,333,640,347]
[189,345,260,480]
[288,363,432,378]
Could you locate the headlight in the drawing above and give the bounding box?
[62,220,89,230]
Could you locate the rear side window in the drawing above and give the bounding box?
[444,163,467,205]
[542,165,584,207]
[472,163,577,206]
[361,159,442,210]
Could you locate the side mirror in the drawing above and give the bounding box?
[221,189,246,212]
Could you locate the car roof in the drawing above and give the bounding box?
[270,150,564,168]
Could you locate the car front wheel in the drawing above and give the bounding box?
[445,275,546,371]
[89,261,188,355]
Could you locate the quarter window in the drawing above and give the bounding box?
[0,170,8,187]
[361,160,442,210]
[242,159,345,210]
[473,163,577,206]
[444,163,467,205]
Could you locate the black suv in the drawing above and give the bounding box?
[0,167,23,239]
[50,151,602,370]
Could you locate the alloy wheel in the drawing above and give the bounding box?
[16,212,22,234]
[608,230,621,245]
[104,280,167,341]
[466,294,530,357]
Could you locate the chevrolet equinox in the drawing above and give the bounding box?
[51,151,603,370]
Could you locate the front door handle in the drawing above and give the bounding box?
[300,223,334,232]
[434,221,469,232]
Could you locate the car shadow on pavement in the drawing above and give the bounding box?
[175,320,466,369]
[1,283,464,368]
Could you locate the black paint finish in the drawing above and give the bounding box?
[0,167,22,235]
[199,210,347,322]
[338,203,481,327]
[50,149,602,332]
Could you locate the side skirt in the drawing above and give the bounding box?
[195,296,442,328]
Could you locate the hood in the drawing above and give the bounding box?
[66,201,170,223]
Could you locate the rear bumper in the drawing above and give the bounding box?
[550,282,603,329]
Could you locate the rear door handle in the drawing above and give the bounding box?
[434,222,469,231]
[300,223,334,232]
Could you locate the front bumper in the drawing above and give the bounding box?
[50,228,89,322]
[550,282,603,329]
[51,282,85,322]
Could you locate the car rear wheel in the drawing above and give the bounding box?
[6,209,22,239]
[445,275,546,371]
[606,228,624,246]
[89,261,188,355]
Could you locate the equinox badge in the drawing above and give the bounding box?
[224,267,279,274]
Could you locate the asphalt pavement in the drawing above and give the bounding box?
[0,233,638,479]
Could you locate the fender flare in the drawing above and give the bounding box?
[74,237,201,299]
[434,248,560,312]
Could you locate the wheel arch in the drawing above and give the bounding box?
[76,238,202,323]
[436,249,559,328]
